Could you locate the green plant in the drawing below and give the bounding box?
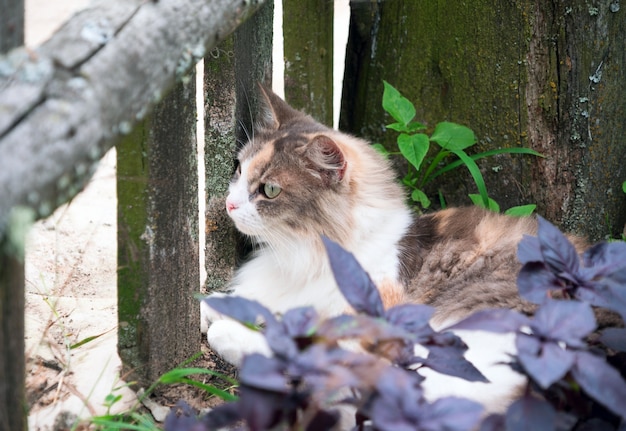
[88,357,237,430]
[377,81,541,216]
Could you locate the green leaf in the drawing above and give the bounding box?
[372,143,390,158]
[430,122,476,150]
[70,330,111,350]
[452,149,489,207]
[382,81,416,126]
[622,181,626,194]
[103,393,123,408]
[386,122,407,132]
[411,189,431,209]
[398,133,430,171]
[468,194,500,212]
[406,121,427,132]
[505,204,537,217]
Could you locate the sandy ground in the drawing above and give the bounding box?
[22,0,349,429]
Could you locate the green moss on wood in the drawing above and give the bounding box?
[283,0,333,126]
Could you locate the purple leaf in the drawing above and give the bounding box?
[280,306,320,337]
[202,295,275,326]
[517,234,543,264]
[445,308,530,333]
[237,385,289,431]
[369,367,425,431]
[516,334,575,389]
[424,347,489,382]
[517,262,563,304]
[201,402,243,430]
[505,394,556,431]
[599,327,626,352]
[264,325,299,359]
[322,236,385,317]
[571,351,626,419]
[369,392,418,431]
[582,241,626,277]
[385,303,434,335]
[536,216,580,276]
[479,414,505,431]
[164,401,204,431]
[531,300,596,347]
[239,354,289,393]
[420,397,484,431]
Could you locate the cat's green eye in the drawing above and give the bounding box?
[262,183,282,199]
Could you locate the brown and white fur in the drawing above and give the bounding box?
[200,86,569,415]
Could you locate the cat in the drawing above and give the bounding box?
[199,85,584,415]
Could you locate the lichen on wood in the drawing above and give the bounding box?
[340,0,626,239]
[283,0,333,126]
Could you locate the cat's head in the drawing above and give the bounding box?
[225,86,359,245]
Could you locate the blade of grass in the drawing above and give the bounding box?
[420,150,450,187]
[178,377,238,402]
[90,415,157,431]
[158,367,238,386]
[69,328,114,350]
[451,149,490,207]
[430,147,543,182]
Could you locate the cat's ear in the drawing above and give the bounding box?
[305,135,347,182]
[257,83,302,130]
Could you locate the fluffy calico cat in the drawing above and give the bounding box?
[200,86,568,414]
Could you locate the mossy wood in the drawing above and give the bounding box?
[282,0,333,126]
[340,1,625,240]
[0,0,268,416]
[0,240,26,431]
[0,2,26,429]
[204,0,274,293]
[0,0,23,54]
[0,0,268,238]
[117,76,200,386]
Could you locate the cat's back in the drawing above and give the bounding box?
[399,207,539,324]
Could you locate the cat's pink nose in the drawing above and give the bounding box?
[226,200,238,212]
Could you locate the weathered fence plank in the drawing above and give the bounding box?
[0,0,268,421]
[340,0,626,240]
[0,229,28,431]
[204,0,274,294]
[204,36,239,293]
[0,0,24,53]
[117,75,200,386]
[282,0,333,126]
[0,0,268,238]
[0,0,27,428]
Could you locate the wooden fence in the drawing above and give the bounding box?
[0,0,340,428]
[2,1,625,430]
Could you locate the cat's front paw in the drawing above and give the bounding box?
[200,292,229,334]
[205,319,271,367]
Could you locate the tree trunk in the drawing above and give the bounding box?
[340,0,625,240]
[0,0,27,428]
[282,0,333,126]
[117,76,200,386]
[203,0,274,293]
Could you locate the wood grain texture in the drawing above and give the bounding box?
[0,0,267,237]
